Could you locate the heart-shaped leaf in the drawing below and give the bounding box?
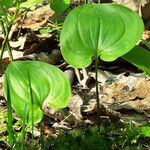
[50,0,70,13]
[60,3,144,68]
[4,61,71,124]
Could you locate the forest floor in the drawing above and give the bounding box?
[0,2,150,150]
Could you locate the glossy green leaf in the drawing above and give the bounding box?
[20,0,42,8]
[122,46,150,76]
[60,3,144,68]
[50,0,70,13]
[4,61,71,124]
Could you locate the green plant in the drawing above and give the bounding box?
[4,61,71,124]
[4,61,71,148]
[0,0,70,63]
[60,3,144,128]
[140,125,150,137]
[5,74,16,146]
[44,124,148,150]
[49,0,71,24]
[20,0,42,8]
[123,45,150,76]
[0,0,20,62]
[50,0,70,13]
[0,0,72,148]
[2,1,150,149]
[0,0,45,61]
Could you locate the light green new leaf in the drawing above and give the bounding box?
[60,3,144,68]
[4,61,71,124]
[122,46,150,76]
[140,126,150,137]
[20,0,42,8]
[50,0,70,13]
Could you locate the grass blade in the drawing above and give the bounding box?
[5,74,16,147]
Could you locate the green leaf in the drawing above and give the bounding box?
[4,61,71,124]
[0,0,23,16]
[5,74,16,146]
[60,3,144,68]
[122,46,150,76]
[0,0,14,10]
[39,27,52,34]
[0,0,14,15]
[50,0,70,13]
[140,126,150,137]
[0,6,5,16]
[142,40,150,49]
[20,0,42,8]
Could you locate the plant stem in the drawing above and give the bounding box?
[7,42,13,62]
[95,56,101,130]
[0,20,6,35]
[5,75,16,147]
[0,22,13,61]
[0,21,8,60]
[0,3,20,62]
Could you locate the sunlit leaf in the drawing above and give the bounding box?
[50,0,70,13]
[141,126,150,137]
[20,0,42,8]
[60,3,144,68]
[39,27,52,34]
[4,61,71,124]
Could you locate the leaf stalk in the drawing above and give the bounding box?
[95,56,101,130]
